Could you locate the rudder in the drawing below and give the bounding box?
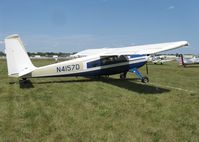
[4,34,36,77]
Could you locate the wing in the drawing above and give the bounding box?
[73,41,189,57]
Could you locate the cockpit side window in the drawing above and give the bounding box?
[87,55,128,68]
[101,55,128,66]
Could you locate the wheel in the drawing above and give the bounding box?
[21,78,28,84]
[141,76,149,83]
[120,72,127,79]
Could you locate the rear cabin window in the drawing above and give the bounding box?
[87,55,128,68]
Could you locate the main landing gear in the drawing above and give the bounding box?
[20,78,29,83]
[141,76,149,83]
[120,72,127,79]
[119,68,149,83]
[129,68,149,83]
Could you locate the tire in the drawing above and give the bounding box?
[120,72,127,79]
[141,76,149,83]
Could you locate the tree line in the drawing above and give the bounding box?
[0,51,77,57]
[0,51,5,56]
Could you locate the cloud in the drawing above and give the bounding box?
[168,6,175,10]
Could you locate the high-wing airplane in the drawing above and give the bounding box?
[177,54,199,67]
[149,55,174,64]
[4,34,189,83]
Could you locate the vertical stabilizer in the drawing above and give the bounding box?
[4,34,36,77]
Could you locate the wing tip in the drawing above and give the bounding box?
[179,41,189,46]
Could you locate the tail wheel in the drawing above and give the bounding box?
[21,78,28,83]
[141,76,149,83]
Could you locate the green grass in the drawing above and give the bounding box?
[0,59,199,142]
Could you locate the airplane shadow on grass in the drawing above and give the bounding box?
[183,65,199,68]
[33,77,170,94]
[100,78,170,94]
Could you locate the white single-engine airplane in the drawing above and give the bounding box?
[177,54,199,67]
[150,55,174,64]
[4,34,189,83]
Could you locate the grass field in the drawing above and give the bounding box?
[0,59,199,142]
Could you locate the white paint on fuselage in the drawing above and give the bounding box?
[30,55,148,78]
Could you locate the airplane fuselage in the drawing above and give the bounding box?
[183,58,199,65]
[178,54,199,66]
[25,54,147,78]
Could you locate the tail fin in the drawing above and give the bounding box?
[4,34,36,77]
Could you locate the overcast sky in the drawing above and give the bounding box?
[0,0,198,53]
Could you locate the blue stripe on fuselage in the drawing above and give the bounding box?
[129,54,145,59]
[129,61,146,69]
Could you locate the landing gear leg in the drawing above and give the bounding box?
[120,72,127,79]
[20,78,29,83]
[130,68,149,83]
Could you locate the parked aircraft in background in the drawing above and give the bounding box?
[149,55,174,64]
[4,34,188,83]
[177,54,199,67]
